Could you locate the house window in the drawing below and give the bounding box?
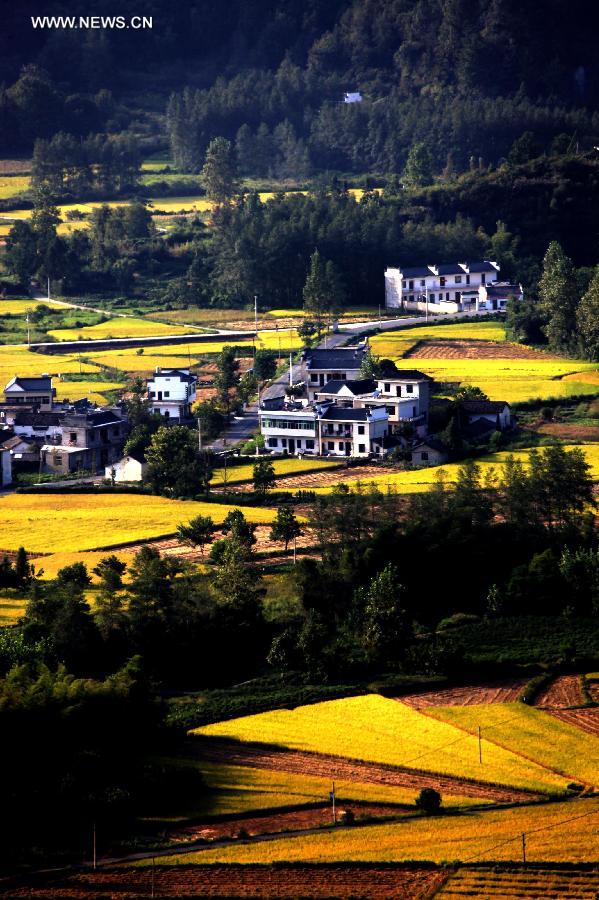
[413,406,417,416]
[358,425,365,435]
[281,438,287,447]
[481,273,486,284]
[310,374,318,382]
[53,454,62,465]
[446,292,450,301]
[358,444,366,454]
[70,432,77,442]
[430,293,435,302]
[306,439,314,449]
[267,438,278,447]
[409,294,414,302]
[384,383,390,392]
[466,274,470,285]
[440,276,446,287]
[327,441,334,451]
[164,391,170,397]
[420,279,426,287]
[406,384,413,393]
[421,451,429,461]
[409,280,414,289]
[455,275,462,284]
[296,440,302,448]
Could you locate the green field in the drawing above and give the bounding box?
[136,796,599,865]
[426,704,599,789]
[193,694,569,793]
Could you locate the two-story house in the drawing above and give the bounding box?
[40,408,128,475]
[384,261,501,313]
[3,376,55,410]
[302,348,366,400]
[147,367,197,421]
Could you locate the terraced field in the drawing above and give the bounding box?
[193,695,569,793]
[0,344,102,383]
[0,493,278,554]
[47,315,194,341]
[399,680,526,708]
[212,457,343,486]
[438,865,599,899]
[534,675,585,709]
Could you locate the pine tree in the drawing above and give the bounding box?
[201,137,239,204]
[576,267,599,361]
[538,241,579,353]
[403,143,433,187]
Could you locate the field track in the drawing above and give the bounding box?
[534,676,585,709]
[437,865,599,899]
[0,864,448,898]
[547,709,599,737]
[406,339,558,360]
[188,739,540,803]
[170,801,410,843]
[399,680,526,708]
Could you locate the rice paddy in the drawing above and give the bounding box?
[47,315,194,342]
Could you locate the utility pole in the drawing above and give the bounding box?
[293,535,297,565]
[478,725,482,764]
[47,277,51,301]
[151,857,155,898]
[26,313,30,347]
[331,781,336,824]
[378,304,381,327]
[425,287,429,323]
[92,821,97,870]
[289,351,293,388]
[197,416,202,452]
[521,832,526,864]
[223,441,228,492]
[254,295,258,334]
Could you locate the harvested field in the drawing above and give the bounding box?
[1,864,449,899]
[437,865,599,899]
[406,339,556,360]
[229,464,396,492]
[548,709,599,738]
[399,680,526,708]
[170,801,409,843]
[528,422,599,441]
[534,675,585,709]
[190,738,541,804]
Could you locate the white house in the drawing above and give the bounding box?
[1,447,12,487]
[302,347,366,400]
[344,91,363,103]
[384,261,501,313]
[147,368,197,421]
[259,402,319,456]
[408,439,448,467]
[459,400,512,432]
[105,453,147,483]
[477,282,524,311]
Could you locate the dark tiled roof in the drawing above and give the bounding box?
[413,438,447,453]
[320,407,373,422]
[436,263,463,275]
[152,368,196,383]
[317,378,376,395]
[14,412,61,426]
[398,266,432,277]
[126,451,146,464]
[304,349,365,370]
[5,376,53,391]
[463,418,497,438]
[459,400,509,414]
[465,261,499,273]
[381,370,432,382]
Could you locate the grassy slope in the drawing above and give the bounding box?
[193,695,568,793]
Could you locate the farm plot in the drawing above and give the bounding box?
[48,316,193,341]
[212,457,344,487]
[0,593,29,626]
[399,680,526,708]
[534,675,585,708]
[192,739,535,804]
[406,338,557,360]
[193,695,569,793]
[548,710,599,738]
[30,550,134,582]
[425,703,599,788]
[138,796,599,865]
[0,493,278,554]
[53,379,125,404]
[1,864,449,899]
[437,865,599,899]
[0,299,65,315]
[0,345,102,383]
[372,320,508,351]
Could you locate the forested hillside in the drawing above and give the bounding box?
[2,0,598,174]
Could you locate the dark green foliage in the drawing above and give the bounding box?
[176,515,216,555]
[252,457,276,494]
[145,425,212,497]
[201,136,239,203]
[253,350,278,382]
[270,506,302,551]
[416,788,442,814]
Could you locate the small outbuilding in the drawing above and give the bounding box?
[105,453,147,483]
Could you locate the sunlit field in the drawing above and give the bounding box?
[427,704,599,789]
[0,299,66,316]
[193,694,568,793]
[373,320,509,344]
[47,315,194,341]
[0,493,279,554]
[0,174,30,199]
[53,379,125,404]
[148,796,599,865]
[29,549,134,582]
[0,344,101,383]
[213,457,343,486]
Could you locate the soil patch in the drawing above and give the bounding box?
[1,864,448,899]
[534,675,584,709]
[187,738,539,804]
[406,339,558,360]
[399,680,526,709]
[524,422,599,441]
[548,709,599,738]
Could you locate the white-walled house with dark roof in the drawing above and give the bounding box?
[384,260,505,313]
[302,347,366,400]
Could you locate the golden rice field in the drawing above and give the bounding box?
[30,549,134,582]
[53,379,125,404]
[47,315,195,342]
[373,321,509,345]
[276,444,599,496]
[0,593,29,626]
[0,493,279,554]
[149,796,599,865]
[426,704,599,789]
[0,175,29,198]
[256,328,302,350]
[0,344,101,383]
[0,298,65,315]
[193,695,568,793]
[213,457,343,486]
[186,761,479,819]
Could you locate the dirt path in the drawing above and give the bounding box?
[534,675,585,709]
[398,680,526,709]
[1,864,449,899]
[187,739,540,804]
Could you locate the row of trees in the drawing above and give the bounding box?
[32,132,141,199]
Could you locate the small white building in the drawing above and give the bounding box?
[303,348,366,400]
[105,453,147,483]
[477,282,524,311]
[385,261,501,313]
[1,447,12,487]
[344,91,363,103]
[409,439,448,467]
[459,400,512,431]
[147,367,197,421]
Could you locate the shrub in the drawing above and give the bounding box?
[416,788,442,814]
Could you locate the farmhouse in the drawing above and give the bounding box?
[147,367,197,421]
[3,375,55,410]
[302,347,366,400]
[459,400,512,434]
[105,452,147,483]
[408,438,448,467]
[384,260,512,313]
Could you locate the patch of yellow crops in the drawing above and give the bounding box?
[0,344,101,382]
[31,549,135,582]
[193,695,568,793]
[275,444,599,496]
[187,761,483,818]
[0,493,279,554]
[0,175,30,198]
[255,329,302,350]
[372,321,508,345]
[0,299,65,315]
[53,380,125,404]
[426,704,599,789]
[0,594,29,626]
[213,457,343,486]
[149,797,599,865]
[48,316,193,342]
